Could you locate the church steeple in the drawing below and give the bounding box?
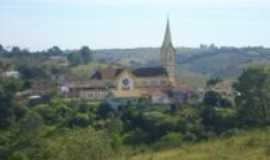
[162,18,173,47]
[160,17,176,86]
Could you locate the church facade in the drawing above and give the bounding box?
[63,19,178,102]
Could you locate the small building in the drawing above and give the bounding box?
[63,67,172,101]
[1,70,20,78]
[65,81,110,100]
[30,81,58,95]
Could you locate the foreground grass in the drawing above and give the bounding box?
[130,128,270,160]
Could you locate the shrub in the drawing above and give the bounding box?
[46,128,113,160]
[19,111,44,133]
[153,132,183,150]
[221,128,244,138]
[97,102,114,118]
[123,128,149,145]
[33,104,58,125]
[10,151,30,160]
[200,130,217,139]
[201,106,236,133]
[183,132,198,142]
[111,132,123,151]
[70,113,90,127]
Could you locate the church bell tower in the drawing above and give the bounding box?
[160,18,176,86]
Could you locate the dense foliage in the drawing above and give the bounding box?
[234,67,270,125]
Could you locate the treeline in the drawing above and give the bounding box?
[0,44,93,66]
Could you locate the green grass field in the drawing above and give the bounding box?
[130,128,270,160]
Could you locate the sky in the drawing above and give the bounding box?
[1,0,270,50]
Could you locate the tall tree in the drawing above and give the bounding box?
[67,52,82,66]
[234,67,270,125]
[17,65,48,80]
[0,44,6,55]
[11,46,21,55]
[67,46,93,65]
[47,46,63,56]
[0,79,22,128]
[79,46,93,64]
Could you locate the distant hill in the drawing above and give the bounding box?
[94,47,270,80]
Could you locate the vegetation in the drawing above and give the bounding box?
[234,66,270,125]
[1,44,270,159]
[2,44,270,88]
[67,46,93,66]
[131,127,270,160]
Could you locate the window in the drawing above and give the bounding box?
[122,79,130,86]
[121,78,132,90]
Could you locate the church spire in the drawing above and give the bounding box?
[162,18,173,47]
[160,17,176,86]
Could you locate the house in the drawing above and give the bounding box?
[1,70,20,78]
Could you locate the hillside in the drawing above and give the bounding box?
[130,128,270,160]
[95,47,270,79]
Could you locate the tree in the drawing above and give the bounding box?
[207,77,222,86]
[203,91,222,106]
[0,44,6,55]
[67,52,82,66]
[234,67,270,125]
[11,46,21,55]
[0,79,22,128]
[97,102,114,118]
[203,91,232,108]
[0,86,14,128]
[200,105,235,133]
[67,46,93,65]
[79,46,93,64]
[70,113,90,127]
[17,65,48,80]
[7,111,46,160]
[47,46,63,56]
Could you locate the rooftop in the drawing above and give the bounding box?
[132,67,168,77]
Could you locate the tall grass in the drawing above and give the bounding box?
[129,128,270,160]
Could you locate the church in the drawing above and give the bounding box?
[64,19,180,103]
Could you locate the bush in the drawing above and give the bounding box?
[33,104,59,125]
[200,130,217,139]
[201,106,236,133]
[123,128,149,145]
[46,128,113,160]
[97,102,114,118]
[153,132,183,150]
[10,151,30,160]
[19,111,44,133]
[183,132,198,142]
[111,132,123,151]
[221,128,244,138]
[70,113,90,127]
